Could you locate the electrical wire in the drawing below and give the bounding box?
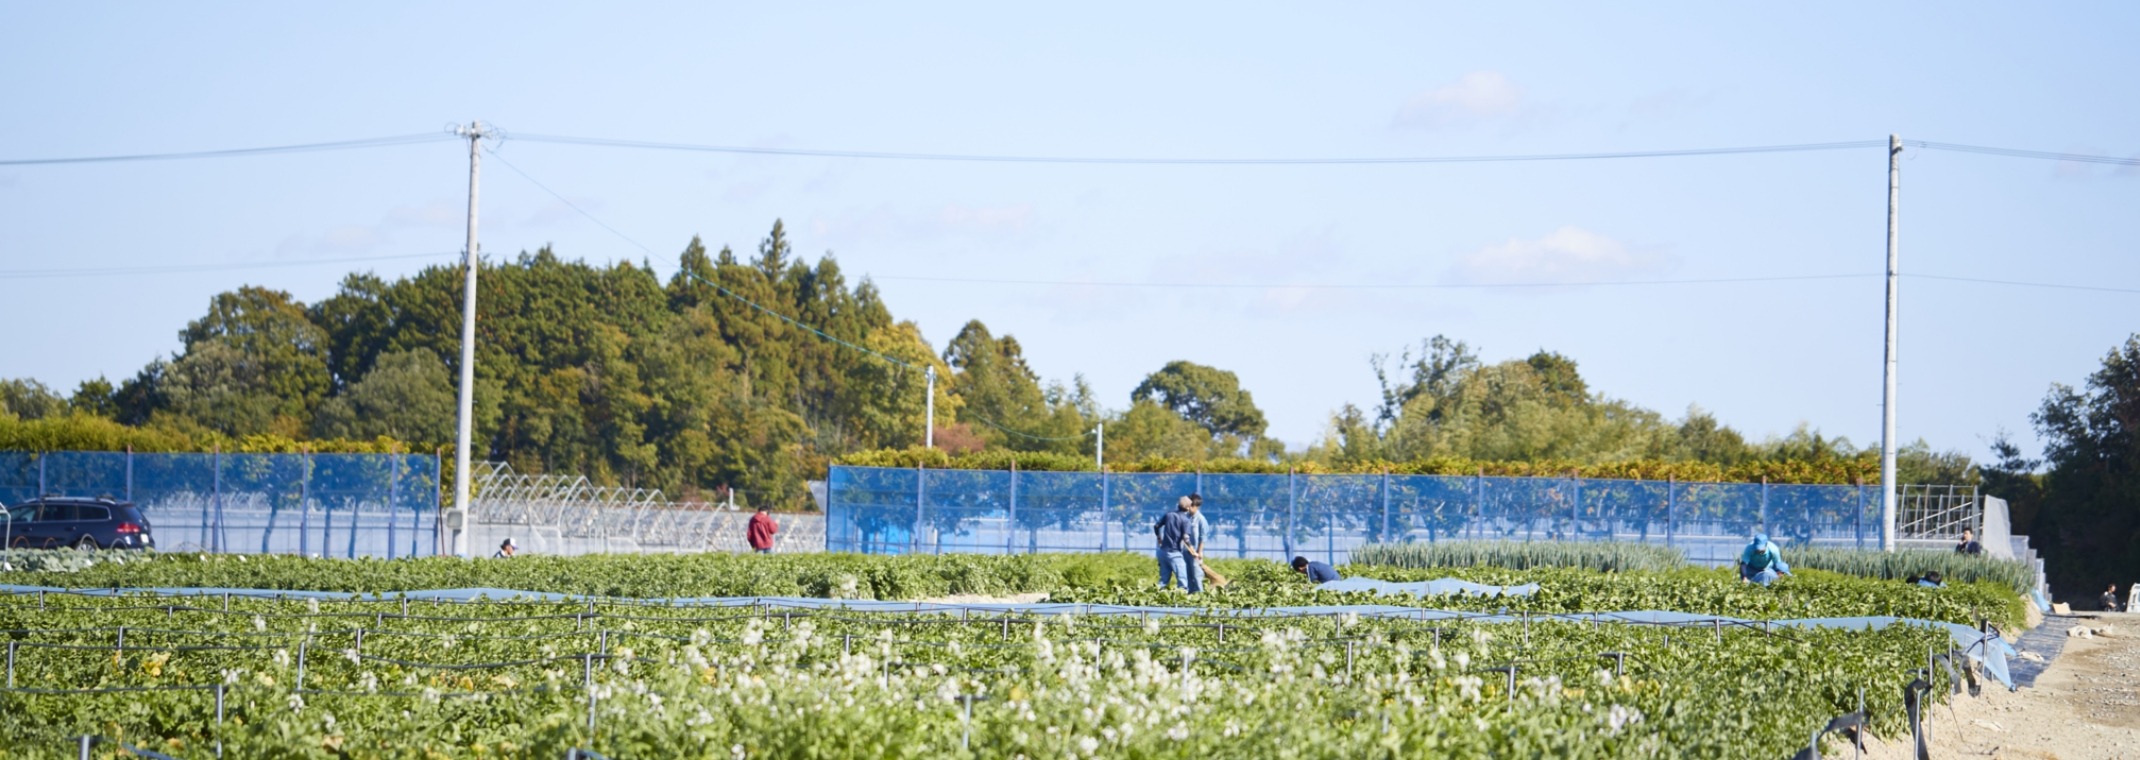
[867,272,1880,290]
[512,133,1888,165]
[0,251,458,280]
[1907,273,2140,295]
[1911,141,2140,167]
[0,133,454,167]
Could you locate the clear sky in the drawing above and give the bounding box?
[2,3,2135,461]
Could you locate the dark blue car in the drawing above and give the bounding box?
[3,497,155,550]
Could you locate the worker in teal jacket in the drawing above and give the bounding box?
[1737,533,1792,586]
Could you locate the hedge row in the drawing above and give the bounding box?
[838,447,1882,485]
[0,413,417,455]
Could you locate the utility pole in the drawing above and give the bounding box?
[449,120,493,558]
[1094,423,1104,472]
[924,365,936,450]
[1880,134,1901,552]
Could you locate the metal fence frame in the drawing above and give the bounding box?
[828,466,1900,565]
[1,451,441,558]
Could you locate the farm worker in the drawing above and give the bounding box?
[1187,494,1229,588]
[1154,496,1202,593]
[2102,584,2122,612]
[492,538,517,558]
[1911,570,1945,588]
[1736,533,1791,586]
[1955,528,1984,556]
[747,505,778,554]
[1292,556,1341,583]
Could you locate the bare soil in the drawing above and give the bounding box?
[1863,612,2140,759]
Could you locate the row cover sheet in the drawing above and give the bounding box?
[0,581,2013,689]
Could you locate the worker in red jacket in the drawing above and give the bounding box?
[747,504,778,553]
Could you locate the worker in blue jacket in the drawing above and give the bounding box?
[1292,555,1341,583]
[1737,533,1792,586]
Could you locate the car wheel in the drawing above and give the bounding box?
[74,536,98,551]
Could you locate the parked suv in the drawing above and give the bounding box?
[2,497,155,550]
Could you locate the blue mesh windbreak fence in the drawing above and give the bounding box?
[828,466,1875,565]
[0,451,440,558]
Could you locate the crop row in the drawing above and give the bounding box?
[0,593,1956,759]
[3,550,2027,630]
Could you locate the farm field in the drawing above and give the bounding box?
[0,548,2026,758]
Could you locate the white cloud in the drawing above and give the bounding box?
[1443,227,1667,286]
[1394,71,1524,129]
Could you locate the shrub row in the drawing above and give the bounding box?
[1784,547,2039,599]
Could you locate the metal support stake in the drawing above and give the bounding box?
[79,735,91,760]
[583,654,597,735]
[843,634,851,657]
[296,635,309,691]
[1345,641,1354,683]
[6,640,14,688]
[961,694,974,750]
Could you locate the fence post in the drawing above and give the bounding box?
[1099,468,1110,552]
[1282,468,1296,560]
[37,451,45,496]
[1006,460,1018,555]
[433,448,444,557]
[212,445,224,553]
[1572,468,1583,541]
[1473,467,1484,541]
[125,445,133,503]
[1666,475,1676,549]
[1760,476,1770,534]
[300,452,314,557]
[1854,479,1866,550]
[912,463,925,556]
[387,446,400,560]
[1380,469,1391,544]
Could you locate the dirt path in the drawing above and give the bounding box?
[1864,612,2140,759]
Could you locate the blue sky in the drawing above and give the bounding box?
[2,3,2135,460]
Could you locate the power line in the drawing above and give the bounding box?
[0,251,457,280]
[0,134,454,167]
[867,272,1879,290]
[513,133,1888,165]
[1912,141,2140,167]
[1908,273,2140,295]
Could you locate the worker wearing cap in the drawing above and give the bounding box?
[1737,533,1791,586]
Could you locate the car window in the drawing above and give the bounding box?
[36,504,76,522]
[4,504,37,522]
[76,505,111,522]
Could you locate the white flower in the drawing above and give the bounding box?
[273,649,291,668]
[236,554,247,563]
[343,649,362,666]
[253,616,267,632]
[1167,723,1189,741]
[730,743,746,760]
[285,693,304,712]
[1077,737,1099,754]
[421,687,441,703]
[1605,704,1644,736]
[307,599,320,614]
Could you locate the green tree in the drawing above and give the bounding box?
[2029,333,2140,600]
[311,348,458,445]
[1130,360,1268,441]
[68,377,119,418]
[0,379,66,420]
[137,287,335,437]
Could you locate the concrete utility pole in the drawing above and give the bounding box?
[925,365,936,450]
[1881,134,1901,551]
[450,120,493,558]
[1094,424,1104,472]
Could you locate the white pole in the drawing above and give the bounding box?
[1095,423,1104,472]
[1880,134,1901,552]
[450,120,489,558]
[925,365,936,450]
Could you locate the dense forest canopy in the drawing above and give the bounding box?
[2,220,1991,508]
